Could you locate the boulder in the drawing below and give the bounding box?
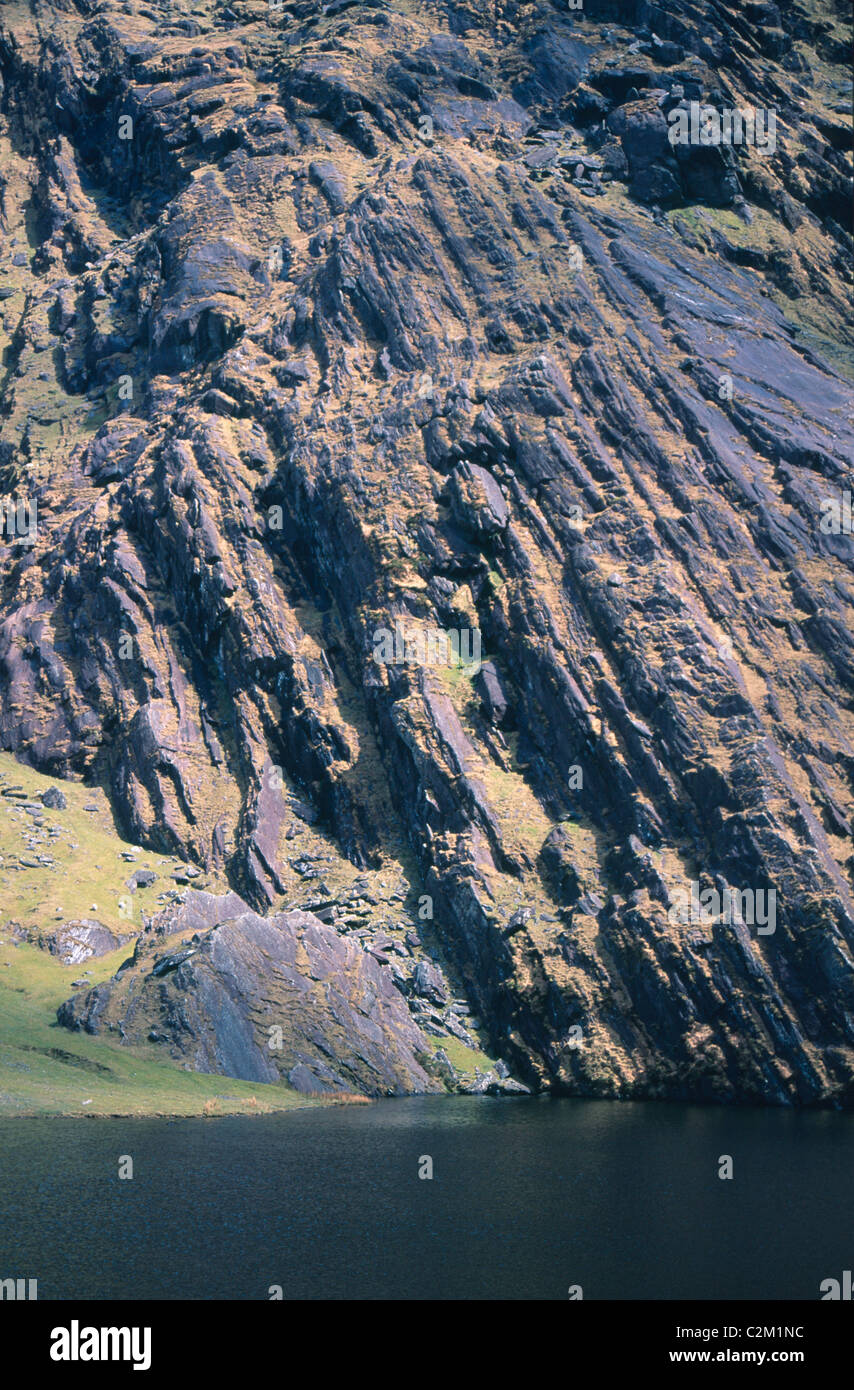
[46,921,134,967]
[57,891,440,1097]
[40,787,67,810]
[448,462,509,537]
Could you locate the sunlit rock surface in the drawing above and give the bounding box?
[0,0,851,1102]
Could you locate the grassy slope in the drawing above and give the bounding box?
[0,754,325,1115]
[0,941,325,1116]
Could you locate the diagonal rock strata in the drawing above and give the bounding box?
[0,0,850,1103]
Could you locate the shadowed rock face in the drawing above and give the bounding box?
[1,0,852,1103]
[58,891,439,1095]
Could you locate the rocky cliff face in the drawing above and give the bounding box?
[1,0,852,1104]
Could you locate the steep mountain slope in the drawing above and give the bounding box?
[0,0,852,1104]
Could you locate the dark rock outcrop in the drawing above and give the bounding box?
[58,891,440,1096]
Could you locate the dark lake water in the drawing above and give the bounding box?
[1,1096,851,1300]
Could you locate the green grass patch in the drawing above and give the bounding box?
[0,941,324,1116]
[0,754,325,1116]
[437,1035,497,1083]
[0,751,219,937]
